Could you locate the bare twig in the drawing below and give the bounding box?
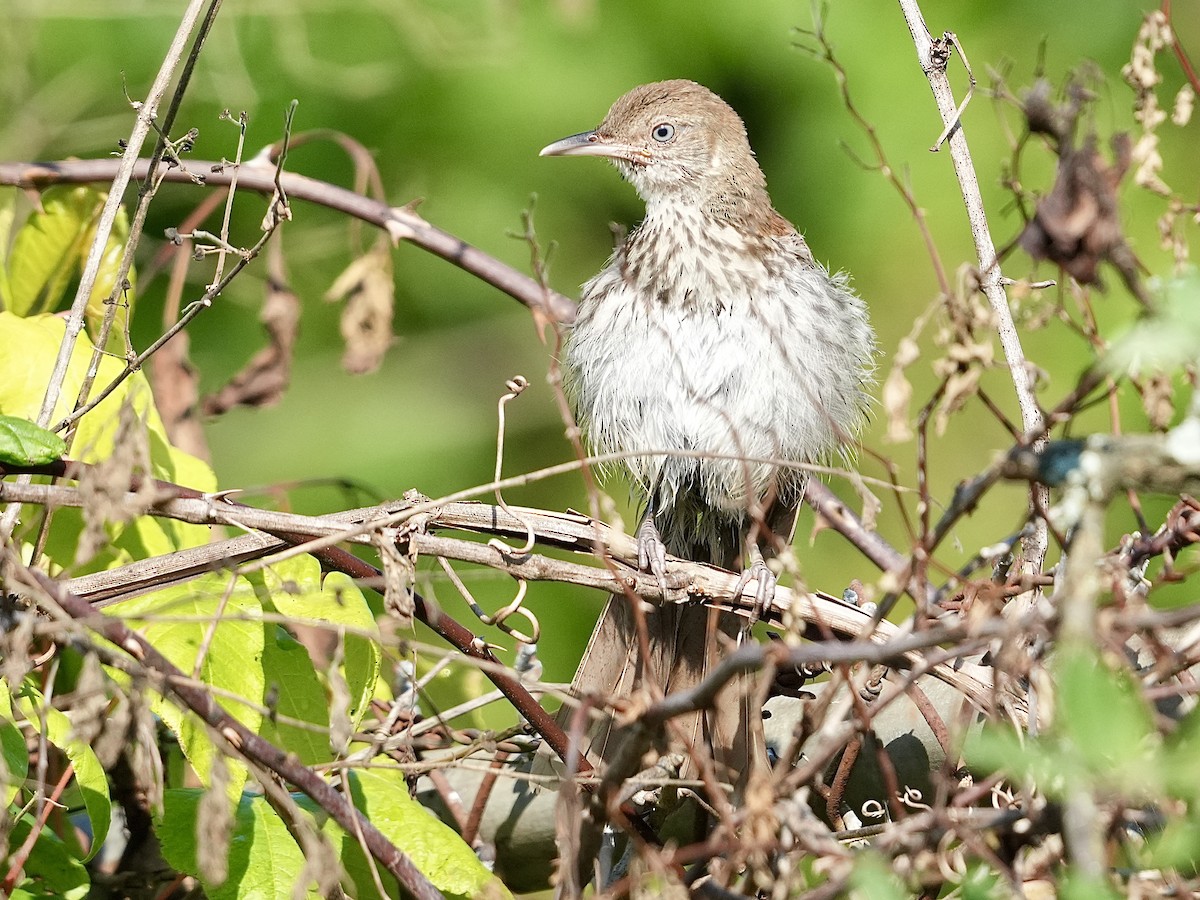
[896,0,1050,576]
[31,1,213,431]
[70,0,226,441]
[0,462,998,708]
[0,0,213,547]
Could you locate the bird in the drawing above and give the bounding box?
[540,79,875,794]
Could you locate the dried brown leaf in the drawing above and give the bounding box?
[377,529,416,630]
[1019,133,1130,284]
[67,653,111,746]
[203,241,301,415]
[936,367,983,437]
[327,241,395,374]
[327,637,352,754]
[881,336,920,443]
[76,401,160,567]
[854,475,883,533]
[197,754,232,884]
[1136,370,1176,430]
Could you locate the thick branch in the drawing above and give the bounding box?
[0,468,998,710]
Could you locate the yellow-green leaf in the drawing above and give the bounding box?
[7,186,103,316]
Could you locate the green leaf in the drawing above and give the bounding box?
[1060,869,1123,900]
[15,684,110,861]
[82,200,136,353]
[258,625,331,766]
[960,863,1004,900]
[6,813,90,899]
[1162,700,1200,801]
[105,575,266,801]
[1148,814,1200,872]
[335,768,510,900]
[160,789,328,900]
[0,414,67,465]
[1055,646,1156,790]
[0,680,30,806]
[848,851,907,900]
[1105,269,1200,376]
[257,555,382,746]
[0,188,16,308]
[964,721,1064,790]
[7,186,103,317]
[0,312,215,573]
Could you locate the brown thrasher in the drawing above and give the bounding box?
[541,79,875,798]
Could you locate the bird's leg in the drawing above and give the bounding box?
[736,494,798,623]
[636,467,672,600]
[635,512,669,581]
[734,542,777,624]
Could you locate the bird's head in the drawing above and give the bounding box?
[540,79,767,207]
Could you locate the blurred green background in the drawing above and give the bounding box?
[3,1,1197,691]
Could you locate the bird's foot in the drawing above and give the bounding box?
[636,515,668,578]
[734,547,777,623]
[636,515,676,600]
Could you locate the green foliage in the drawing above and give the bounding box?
[967,646,1158,796]
[253,556,382,755]
[959,863,1006,899]
[1105,269,1200,376]
[0,186,136,350]
[159,778,508,900]
[0,683,29,807]
[159,789,324,900]
[848,851,908,900]
[0,678,105,898]
[1060,871,1124,900]
[104,576,267,801]
[13,683,110,861]
[6,814,90,900]
[967,644,1200,881]
[0,310,213,574]
[0,414,65,466]
[0,292,417,892]
[334,768,510,900]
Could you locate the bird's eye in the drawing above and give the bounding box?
[650,123,675,143]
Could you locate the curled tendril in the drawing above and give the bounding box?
[437,556,540,645]
[487,375,537,556]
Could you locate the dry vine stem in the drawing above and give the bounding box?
[897,0,1050,580]
[0,465,1002,715]
[0,158,577,327]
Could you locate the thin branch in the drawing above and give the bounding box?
[0,158,579,327]
[896,0,1050,576]
[0,0,212,546]
[52,206,282,433]
[0,464,999,711]
[1162,0,1200,93]
[70,0,226,440]
[32,2,212,429]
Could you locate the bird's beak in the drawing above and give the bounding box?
[539,130,649,164]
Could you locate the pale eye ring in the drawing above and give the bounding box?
[650,122,675,143]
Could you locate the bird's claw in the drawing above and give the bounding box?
[636,515,676,600]
[636,517,668,578]
[735,555,777,623]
